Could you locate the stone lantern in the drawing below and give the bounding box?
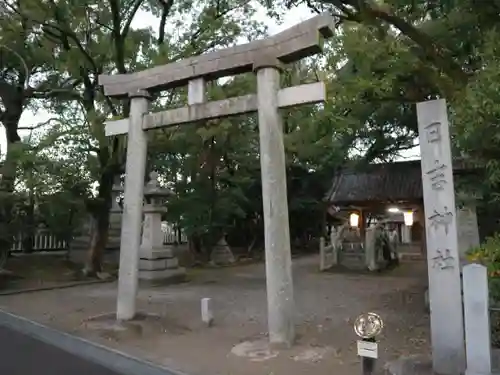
[211,235,235,266]
[111,177,123,212]
[138,172,186,284]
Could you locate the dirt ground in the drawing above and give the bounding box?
[0,255,431,375]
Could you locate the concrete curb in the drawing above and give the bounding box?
[0,309,185,375]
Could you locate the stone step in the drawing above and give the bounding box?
[398,253,425,261]
[340,249,365,254]
[340,256,365,264]
[341,246,364,254]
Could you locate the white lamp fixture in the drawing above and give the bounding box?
[349,212,359,228]
[403,211,414,226]
[387,207,400,213]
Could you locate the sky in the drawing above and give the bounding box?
[0,3,420,160]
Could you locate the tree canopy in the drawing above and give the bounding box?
[1,0,498,268]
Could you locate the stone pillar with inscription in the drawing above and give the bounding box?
[138,172,186,285]
[417,99,465,375]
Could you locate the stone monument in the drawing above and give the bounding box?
[417,99,465,375]
[69,177,123,259]
[110,176,123,214]
[139,172,185,284]
[456,205,480,264]
[99,12,335,347]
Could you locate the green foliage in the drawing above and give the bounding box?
[452,30,500,199]
[321,25,422,163]
[0,0,275,263]
[13,127,92,242]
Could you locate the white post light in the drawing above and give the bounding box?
[403,211,414,226]
[350,212,360,228]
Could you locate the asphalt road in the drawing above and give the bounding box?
[0,325,123,375]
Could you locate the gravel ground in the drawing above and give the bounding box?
[0,256,430,375]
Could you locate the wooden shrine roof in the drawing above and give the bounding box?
[325,159,476,206]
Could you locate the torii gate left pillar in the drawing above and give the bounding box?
[99,12,335,347]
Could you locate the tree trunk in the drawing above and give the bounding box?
[206,136,217,259]
[188,233,203,264]
[22,191,35,253]
[0,111,22,268]
[176,226,182,244]
[85,210,111,274]
[84,169,114,275]
[0,148,16,260]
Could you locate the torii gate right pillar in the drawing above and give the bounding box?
[255,60,295,347]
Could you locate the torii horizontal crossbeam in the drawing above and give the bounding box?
[104,81,326,136]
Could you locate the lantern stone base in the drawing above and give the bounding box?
[139,258,179,270]
[138,246,186,285]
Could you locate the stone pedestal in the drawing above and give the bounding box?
[138,246,185,284]
[138,173,185,285]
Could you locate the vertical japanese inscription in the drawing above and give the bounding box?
[431,249,455,270]
[425,121,442,143]
[426,160,447,190]
[425,120,454,270]
[428,206,454,235]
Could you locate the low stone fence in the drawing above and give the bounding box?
[319,233,337,271]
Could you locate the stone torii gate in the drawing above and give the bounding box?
[99,12,334,347]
